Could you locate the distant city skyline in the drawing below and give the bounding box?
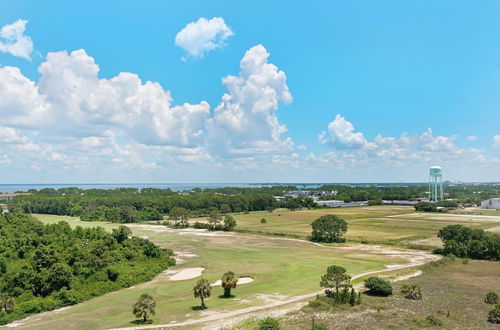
[1,1,500,183]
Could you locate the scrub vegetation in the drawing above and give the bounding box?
[0,212,174,325]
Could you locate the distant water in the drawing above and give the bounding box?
[0,182,433,193]
[0,183,262,193]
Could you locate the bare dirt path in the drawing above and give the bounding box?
[111,245,440,330]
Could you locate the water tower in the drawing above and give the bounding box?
[428,166,444,202]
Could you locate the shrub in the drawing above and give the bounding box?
[425,315,443,326]
[313,323,328,330]
[486,292,499,305]
[364,277,392,296]
[259,317,281,330]
[260,218,267,224]
[401,284,422,300]
[488,304,500,324]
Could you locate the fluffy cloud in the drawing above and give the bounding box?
[1,49,210,147]
[0,45,297,178]
[0,19,33,60]
[175,17,233,60]
[207,44,293,156]
[319,114,367,149]
[494,135,500,149]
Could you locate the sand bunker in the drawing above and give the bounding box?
[169,267,205,281]
[211,276,254,287]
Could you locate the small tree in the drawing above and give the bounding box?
[356,291,362,305]
[208,210,222,230]
[223,215,237,231]
[485,292,499,304]
[349,287,356,306]
[488,304,500,324]
[112,225,132,243]
[320,265,351,296]
[169,207,190,227]
[221,271,238,297]
[193,278,211,309]
[132,293,156,323]
[311,215,348,243]
[259,317,281,329]
[364,277,392,296]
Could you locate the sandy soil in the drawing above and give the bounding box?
[211,277,254,287]
[168,267,205,281]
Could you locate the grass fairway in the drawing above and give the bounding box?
[282,259,500,329]
[226,206,500,245]
[12,214,424,330]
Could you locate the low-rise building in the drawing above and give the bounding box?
[480,198,500,210]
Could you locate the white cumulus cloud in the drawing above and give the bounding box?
[207,44,293,156]
[494,135,500,149]
[0,19,34,60]
[1,49,211,147]
[319,114,367,149]
[175,17,233,60]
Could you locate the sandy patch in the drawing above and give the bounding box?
[4,306,71,328]
[169,267,204,281]
[177,231,233,237]
[174,251,199,264]
[255,293,288,304]
[211,276,254,287]
[486,225,500,233]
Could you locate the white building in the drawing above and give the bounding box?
[480,198,500,210]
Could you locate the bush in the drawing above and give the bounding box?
[259,317,281,329]
[488,304,500,324]
[486,292,499,304]
[313,323,328,330]
[425,315,443,326]
[401,284,422,300]
[260,218,267,224]
[414,202,438,212]
[364,277,392,296]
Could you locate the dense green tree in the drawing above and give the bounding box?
[112,225,132,243]
[132,293,156,323]
[364,277,392,296]
[0,212,174,325]
[221,271,238,297]
[311,215,348,243]
[223,215,237,231]
[193,278,211,309]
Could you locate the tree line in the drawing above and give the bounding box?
[0,212,175,325]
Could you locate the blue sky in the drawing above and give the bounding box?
[1,0,500,183]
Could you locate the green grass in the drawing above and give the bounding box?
[218,206,500,245]
[23,214,409,330]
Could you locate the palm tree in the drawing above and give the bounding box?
[193,278,211,309]
[132,293,156,323]
[221,271,238,297]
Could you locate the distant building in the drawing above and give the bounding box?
[480,198,500,210]
[0,193,32,201]
[316,200,345,207]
